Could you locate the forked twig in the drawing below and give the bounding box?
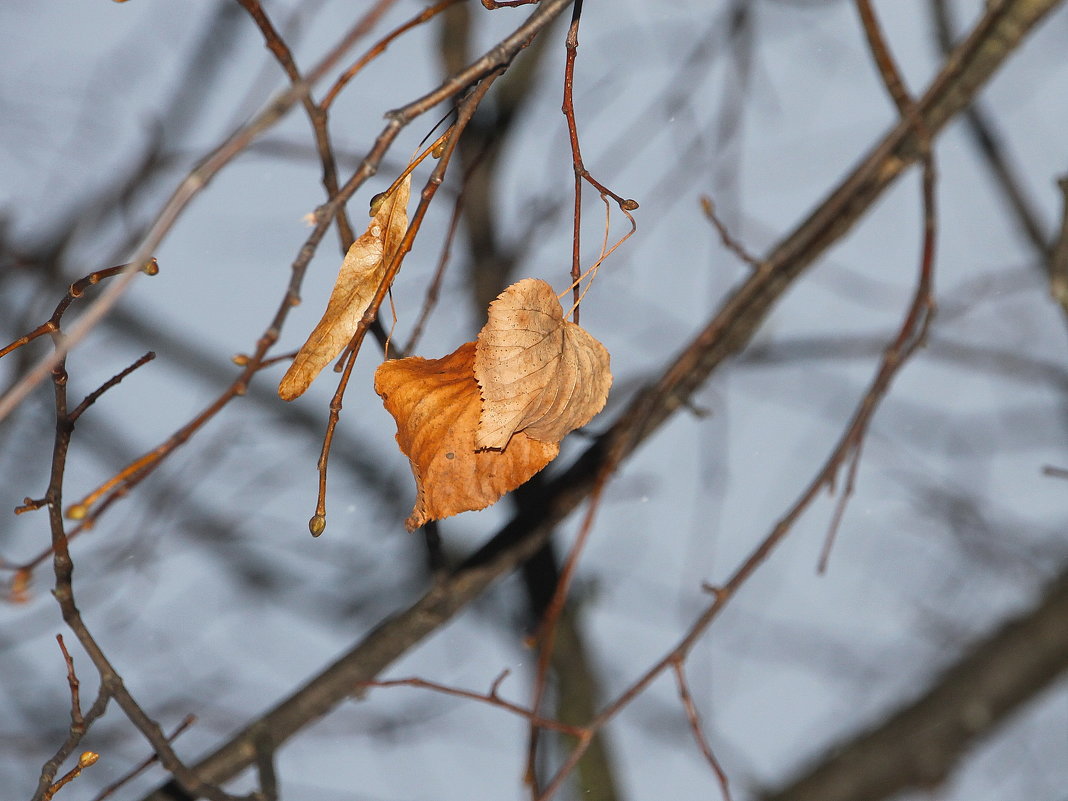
[42,751,99,801]
[672,661,732,801]
[321,0,464,112]
[560,0,638,323]
[91,716,197,801]
[816,0,937,571]
[700,195,761,270]
[360,672,586,737]
[30,319,249,801]
[0,260,158,361]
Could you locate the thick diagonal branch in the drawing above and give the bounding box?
[761,566,1068,801]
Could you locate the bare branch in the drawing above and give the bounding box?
[672,661,732,801]
[762,567,1068,801]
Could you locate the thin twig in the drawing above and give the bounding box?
[700,195,762,270]
[928,0,1050,260]
[236,0,358,249]
[34,690,110,801]
[43,751,99,801]
[672,661,732,801]
[402,149,483,354]
[32,330,249,801]
[559,0,638,323]
[0,260,158,361]
[483,0,540,8]
[321,0,463,112]
[91,716,197,801]
[69,352,155,423]
[56,635,84,733]
[360,673,586,736]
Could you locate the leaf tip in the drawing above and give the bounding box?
[278,366,309,401]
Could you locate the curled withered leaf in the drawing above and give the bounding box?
[474,278,612,450]
[278,174,411,401]
[374,342,559,531]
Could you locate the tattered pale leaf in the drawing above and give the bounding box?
[375,342,559,531]
[474,278,611,449]
[279,174,411,401]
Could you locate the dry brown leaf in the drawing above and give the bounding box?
[375,342,559,531]
[278,174,411,401]
[474,278,611,450]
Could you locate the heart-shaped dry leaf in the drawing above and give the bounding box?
[474,278,611,450]
[375,342,559,531]
[278,174,411,401]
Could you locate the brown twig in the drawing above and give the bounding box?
[700,195,762,270]
[537,18,945,793]
[15,481,145,573]
[483,0,540,8]
[56,635,84,733]
[237,0,410,357]
[43,751,99,801]
[236,0,358,250]
[69,351,155,423]
[251,731,278,801]
[321,0,463,112]
[360,673,586,736]
[928,0,1050,261]
[856,0,914,115]
[91,716,197,801]
[31,321,249,801]
[672,661,732,801]
[0,260,158,361]
[2,279,155,565]
[816,0,936,571]
[538,0,939,791]
[34,689,110,801]
[560,0,638,323]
